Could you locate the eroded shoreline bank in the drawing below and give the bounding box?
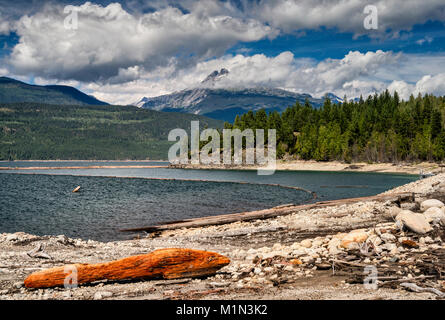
[0,173,444,300]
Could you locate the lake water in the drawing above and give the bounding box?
[0,161,419,241]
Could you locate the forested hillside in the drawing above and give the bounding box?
[0,103,222,160]
[0,77,108,106]
[225,91,445,162]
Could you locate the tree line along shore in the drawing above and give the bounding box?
[224,91,445,163]
[1,91,445,164]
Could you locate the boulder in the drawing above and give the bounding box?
[395,210,433,234]
[423,207,445,223]
[420,199,444,212]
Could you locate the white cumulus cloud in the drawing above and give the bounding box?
[7,2,275,82]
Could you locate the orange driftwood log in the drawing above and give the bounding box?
[24,248,230,289]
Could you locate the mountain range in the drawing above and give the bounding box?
[0,73,343,123]
[135,69,343,122]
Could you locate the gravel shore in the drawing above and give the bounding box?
[1,173,444,300]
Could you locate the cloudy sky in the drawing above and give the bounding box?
[0,0,445,104]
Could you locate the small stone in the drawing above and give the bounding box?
[290,259,303,265]
[423,236,434,244]
[380,233,396,243]
[382,243,397,252]
[269,274,278,280]
[301,256,315,264]
[94,291,113,300]
[367,235,382,247]
[300,239,312,248]
[329,246,341,255]
[312,240,323,248]
[328,238,341,248]
[284,265,294,272]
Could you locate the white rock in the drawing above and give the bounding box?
[291,249,307,257]
[6,234,18,242]
[94,291,113,300]
[395,210,433,234]
[300,239,312,248]
[312,240,323,248]
[367,235,382,247]
[420,236,434,244]
[284,265,294,272]
[301,256,315,264]
[380,233,396,243]
[262,252,275,260]
[382,243,397,251]
[420,199,444,212]
[328,238,341,248]
[423,207,445,223]
[328,246,341,255]
[384,206,402,219]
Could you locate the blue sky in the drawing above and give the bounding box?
[228,20,445,60]
[0,0,444,104]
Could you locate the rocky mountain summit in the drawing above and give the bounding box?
[201,68,229,86]
[134,69,342,122]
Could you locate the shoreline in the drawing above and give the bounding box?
[0,173,444,300]
[1,159,443,175]
[170,160,445,175]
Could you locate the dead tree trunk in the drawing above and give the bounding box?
[24,248,230,289]
[121,193,414,233]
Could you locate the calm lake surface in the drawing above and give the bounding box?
[0,161,419,241]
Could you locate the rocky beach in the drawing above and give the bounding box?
[1,173,444,300]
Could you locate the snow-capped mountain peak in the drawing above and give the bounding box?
[201,68,229,86]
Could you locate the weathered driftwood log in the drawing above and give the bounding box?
[121,192,415,233]
[24,248,230,289]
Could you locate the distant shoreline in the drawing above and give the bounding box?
[1,159,443,175]
[170,160,445,175]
